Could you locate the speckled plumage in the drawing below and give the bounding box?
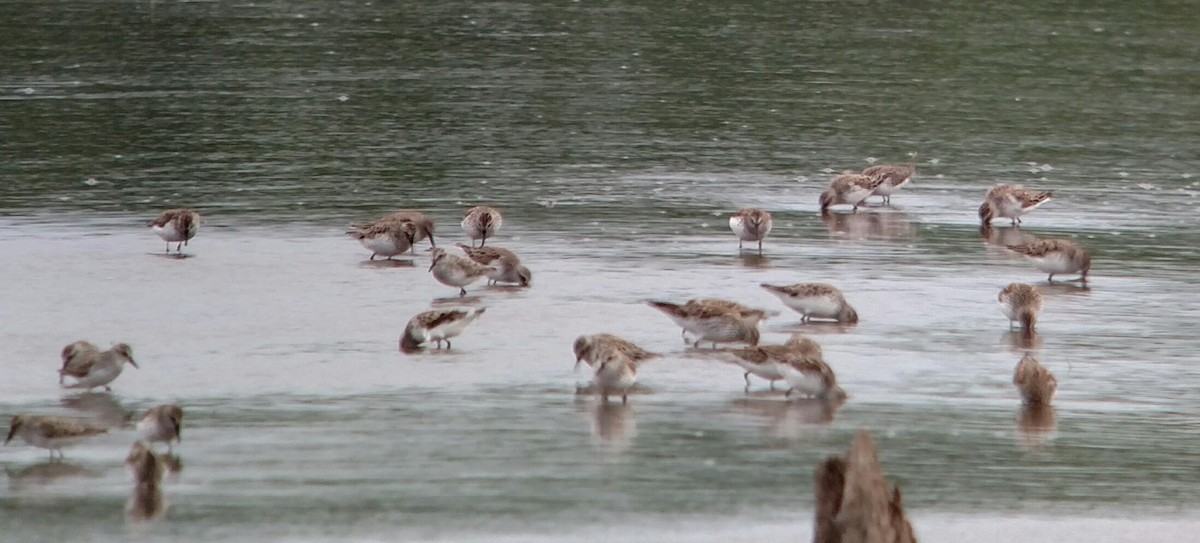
[461,206,503,247]
[1006,238,1091,282]
[137,404,184,451]
[400,307,487,352]
[729,208,773,252]
[573,334,659,370]
[820,174,883,213]
[646,300,762,348]
[862,153,917,204]
[1013,354,1057,405]
[5,414,107,459]
[147,208,202,253]
[456,243,532,286]
[58,342,138,391]
[978,184,1053,225]
[428,248,495,296]
[998,283,1043,336]
[761,283,859,323]
[346,220,416,260]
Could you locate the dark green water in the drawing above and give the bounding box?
[1,1,1198,541]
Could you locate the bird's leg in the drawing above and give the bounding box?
[757,240,763,253]
[176,242,183,252]
[621,393,628,405]
[1047,274,1055,282]
[164,242,170,254]
[743,372,751,392]
[105,386,112,392]
[459,287,467,296]
[370,254,376,261]
[692,339,701,348]
[785,388,794,398]
[769,380,776,391]
[445,339,452,349]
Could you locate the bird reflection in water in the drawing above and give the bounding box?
[730,396,843,440]
[6,461,101,492]
[125,442,169,523]
[1001,330,1045,352]
[979,223,1039,251]
[1016,403,1058,450]
[737,252,771,269]
[822,209,915,241]
[579,399,637,453]
[61,392,132,430]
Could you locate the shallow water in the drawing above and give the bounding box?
[3,0,1200,541]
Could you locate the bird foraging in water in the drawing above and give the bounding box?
[591,351,640,404]
[58,342,138,391]
[573,334,659,371]
[461,206,503,247]
[400,307,487,352]
[345,220,417,260]
[729,208,773,252]
[5,414,107,460]
[148,208,202,253]
[813,430,916,543]
[137,404,184,452]
[1005,238,1091,282]
[861,152,918,204]
[819,174,883,214]
[998,283,1043,338]
[978,184,1052,225]
[1013,354,1057,405]
[455,243,532,286]
[645,300,763,348]
[428,247,495,296]
[760,283,859,324]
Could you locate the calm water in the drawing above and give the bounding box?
[2,0,1199,541]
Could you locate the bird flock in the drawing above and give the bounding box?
[7,157,1093,535]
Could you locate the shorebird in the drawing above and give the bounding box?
[428,248,495,296]
[136,404,184,452]
[345,220,416,260]
[978,184,1053,225]
[998,283,1043,337]
[777,349,846,401]
[813,431,916,543]
[400,307,487,352]
[58,342,138,391]
[646,300,762,348]
[5,415,107,459]
[352,210,437,253]
[761,283,859,323]
[455,243,532,286]
[1006,238,1091,282]
[819,173,883,214]
[573,334,659,370]
[592,351,639,404]
[147,208,202,253]
[1013,354,1057,405]
[861,152,917,204]
[729,208,773,252]
[461,206,503,247]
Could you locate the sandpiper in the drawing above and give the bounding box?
[729,208,773,252]
[346,220,416,260]
[147,208,202,253]
[380,210,437,250]
[58,342,138,391]
[428,247,495,296]
[861,152,917,204]
[813,431,915,543]
[646,300,761,348]
[775,345,846,401]
[573,334,659,370]
[1006,238,1091,282]
[5,414,107,459]
[998,283,1043,337]
[592,351,639,404]
[713,345,789,391]
[978,184,1053,225]
[761,283,859,323]
[819,173,882,214]
[400,307,487,352]
[136,404,184,452]
[59,340,99,385]
[455,243,532,286]
[461,205,503,247]
[1013,354,1057,405]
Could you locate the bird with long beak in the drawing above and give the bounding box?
[573,334,659,371]
[137,404,184,452]
[428,248,495,296]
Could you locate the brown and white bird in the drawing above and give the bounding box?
[147,208,202,253]
[998,283,1043,337]
[455,243,532,287]
[345,220,416,260]
[813,430,916,543]
[58,342,138,391]
[978,184,1053,225]
[5,414,107,459]
[351,210,437,253]
[761,283,859,323]
[136,405,184,452]
[1006,238,1092,282]
[400,307,487,352]
[428,248,495,296]
[861,152,917,204]
[819,173,883,213]
[646,300,762,348]
[774,340,846,401]
[591,350,640,404]
[573,334,659,371]
[461,206,503,247]
[1013,354,1057,405]
[728,208,773,252]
